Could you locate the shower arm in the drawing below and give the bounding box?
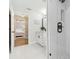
[42,18,43,27]
[41,17,46,31]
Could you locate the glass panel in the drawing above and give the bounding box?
[10,0,47,59]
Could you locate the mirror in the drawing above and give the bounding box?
[9,0,47,59]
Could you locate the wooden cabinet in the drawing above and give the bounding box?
[14,38,28,46]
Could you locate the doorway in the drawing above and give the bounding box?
[14,15,28,47]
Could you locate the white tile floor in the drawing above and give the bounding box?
[10,43,47,59]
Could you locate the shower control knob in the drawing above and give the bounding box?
[57,22,62,33]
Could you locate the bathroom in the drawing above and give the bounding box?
[9,0,48,59]
[9,0,70,59]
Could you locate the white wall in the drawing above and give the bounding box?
[29,11,43,44]
[28,11,47,46]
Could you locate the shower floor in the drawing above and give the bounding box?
[9,43,47,59]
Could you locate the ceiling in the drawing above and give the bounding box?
[10,0,47,15]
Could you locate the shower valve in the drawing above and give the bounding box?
[57,22,62,33]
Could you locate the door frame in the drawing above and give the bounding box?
[9,8,15,53]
